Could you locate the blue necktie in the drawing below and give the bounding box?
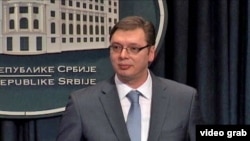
[126,90,141,141]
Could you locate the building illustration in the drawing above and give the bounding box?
[0,0,119,55]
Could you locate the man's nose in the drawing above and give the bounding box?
[120,48,129,58]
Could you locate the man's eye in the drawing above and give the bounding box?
[112,45,121,49]
[130,47,139,51]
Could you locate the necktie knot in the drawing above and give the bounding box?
[127,90,140,103]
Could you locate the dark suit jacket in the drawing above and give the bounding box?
[56,72,203,141]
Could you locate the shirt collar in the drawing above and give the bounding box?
[115,70,152,100]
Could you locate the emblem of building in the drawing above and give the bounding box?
[0,0,119,55]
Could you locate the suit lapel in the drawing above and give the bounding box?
[147,75,170,141]
[98,74,170,141]
[99,79,130,141]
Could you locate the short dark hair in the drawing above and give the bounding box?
[109,16,156,46]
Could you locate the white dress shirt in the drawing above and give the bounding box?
[115,71,152,141]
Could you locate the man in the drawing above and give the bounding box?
[56,16,203,141]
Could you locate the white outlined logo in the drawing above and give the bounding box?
[0,0,168,118]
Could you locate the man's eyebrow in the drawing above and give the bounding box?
[110,42,144,46]
[110,42,122,45]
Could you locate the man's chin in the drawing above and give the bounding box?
[117,72,133,80]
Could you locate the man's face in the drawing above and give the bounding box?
[109,28,155,83]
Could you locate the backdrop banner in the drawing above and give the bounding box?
[0,0,168,118]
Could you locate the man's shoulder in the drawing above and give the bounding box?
[153,75,196,93]
[70,78,114,97]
